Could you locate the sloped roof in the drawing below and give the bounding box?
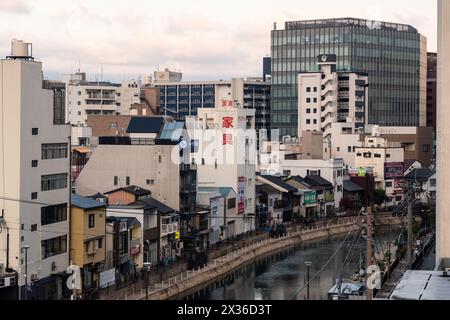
[404,168,434,181]
[126,117,165,134]
[104,186,151,197]
[131,197,175,214]
[344,180,364,192]
[286,175,312,188]
[304,175,333,188]
[72,194,106,210]
[259,175,298,193]
[256,184,280,195]
[198,187,235,197]
[404,159,421,171]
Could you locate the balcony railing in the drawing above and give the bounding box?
[161,223,179,236]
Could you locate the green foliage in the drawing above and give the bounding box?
[373,189,387,206]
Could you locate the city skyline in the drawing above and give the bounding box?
[0,0,438,82]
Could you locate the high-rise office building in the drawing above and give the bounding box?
[437,0,450,269]
[271,18,427,137]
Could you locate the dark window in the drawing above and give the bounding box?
[306,98,311,103]
[126,176,130,186]
[42,143,68,160]
[146,179,155,185]
[98,238,103,249]
[114,176,118,187]
[41,173,68,191]
[363,152,372,158]
[41,204,68,225]
[313,109,317,114]
[386,154,391,158]
[32,128,39,136]
[423,144,431,153]
[227,198,236,209]
[374,154,382,158]
[313,119,317,124]
[386,181,393,188]
[313,87,318,92]
[306,109,311,114]
[32,160,38,168]
[313,98,317,103]
[306,119,311,124]
[306,87,311,92]
[348,146,352,153]
[31,224,38,232]
[41,235,67,259]
[89,214,95,228]
[31,192,38,200]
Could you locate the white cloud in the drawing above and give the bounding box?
[0,0,30,14]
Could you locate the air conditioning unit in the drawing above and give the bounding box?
[0,263,5,274]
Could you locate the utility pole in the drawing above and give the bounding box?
[366,206,373,301]
[407,199,413,268]
[305,262,312,300]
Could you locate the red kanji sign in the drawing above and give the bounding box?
[222,134,233,145]
[221,100,234,108]
[222,117,234,129]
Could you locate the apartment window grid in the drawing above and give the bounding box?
[41,235,67,259]
[271,20,422,137]
[41,173,68,191]
[42,143,68,160]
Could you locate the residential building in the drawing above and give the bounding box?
[197,187,237,244]
[404,168,436,204]
[341,180,364,210]
[437,0,450,268]
[154,68,183,83]
[157,78,271,134]
[271,18,427,137]
[0,40,71,300]
[104,186,151,206]
[187,106,256,236]
[427,52,437,132]
[298,54,368,141]
[269,158,344,209]
[255,184,284,226]
[263,57,272,82]
[105,216,141,283]
[65,74,140,125]
[354,135,405,206]
[70,195,107,299]
[284,176,319,220]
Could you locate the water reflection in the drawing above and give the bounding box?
[193,228,400,301]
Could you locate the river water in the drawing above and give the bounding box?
[190,227,401,301]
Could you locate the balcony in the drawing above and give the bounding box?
[161,223,179,237]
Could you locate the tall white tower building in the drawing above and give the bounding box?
[0,40,70,299]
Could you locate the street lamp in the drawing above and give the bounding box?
[305,262,312,300]
[22,245,31,301]
[143,262,152,300]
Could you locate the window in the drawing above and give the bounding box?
[114,176,118,187]
[313,98,317,103]
[386,154,391,158]
[306,119,311,124]
[337,185,343,192]
[348,146,352,153]
[146,179,155,185]
[126,176,130,186]
[423,144,431,153]
[363,152,372,158]
[119,232,128,255]
[313,109,317,114]
[31,192,38,200]
[306,108,311,114]
[41,204,67,225]
[306,87,311,92]
[386,181,393,188]
[430,179,436,187]
[337,147,340,152]
[97,238,103,249]
[32,160,38,168]
[374,154,382,158]
[306,98,311,103]
[313,87,318,92]
[89,214,95,228]
[31,224,38,232]
[159,156,162,163]
[32,128,39,136]
[41,173,68,191]
[78,91,81,95]
[41,235,67,259]
[283,170,291,176]
[227,198,236,209]
[356,153,362,157]
[42,143,68,160]
[313,119,317,124]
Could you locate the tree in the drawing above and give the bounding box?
[373,189,387,206]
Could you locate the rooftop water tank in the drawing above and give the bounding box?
[9,39,33,60]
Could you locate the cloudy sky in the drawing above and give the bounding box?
[0,0,438,82]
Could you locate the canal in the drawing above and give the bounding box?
[189,227,402,301]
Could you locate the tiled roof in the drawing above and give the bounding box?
[104,186,151,197]
[72,194,107,210]
[256,184,280,195]
[304,175,333,188]
[404,168,434,180]
[260,175,298,192]
[131,197,175,214]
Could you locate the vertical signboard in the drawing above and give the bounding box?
[238,177,246,214]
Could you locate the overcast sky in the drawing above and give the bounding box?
[0,0,438,82]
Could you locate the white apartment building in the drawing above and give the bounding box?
[298,54,368,142]
[0,40,70,300]
[437,0,450,268]
[354,135,404,206]
[325,122,363,169]
[187,106,257,236]
[65,75,140,126]
[278,159,344,209]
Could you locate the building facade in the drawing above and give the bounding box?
[427,52,437,132]
[437,0,450,268]
[156,78,271,134]
[271,18,427,137]
[0,40,71,300]
[298,54,368,141]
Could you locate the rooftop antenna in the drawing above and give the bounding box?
[273,22,277,30]
[101,59,104,82]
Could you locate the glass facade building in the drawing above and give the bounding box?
[271,18,426,137]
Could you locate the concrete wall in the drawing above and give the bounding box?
[437,0,450,268]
